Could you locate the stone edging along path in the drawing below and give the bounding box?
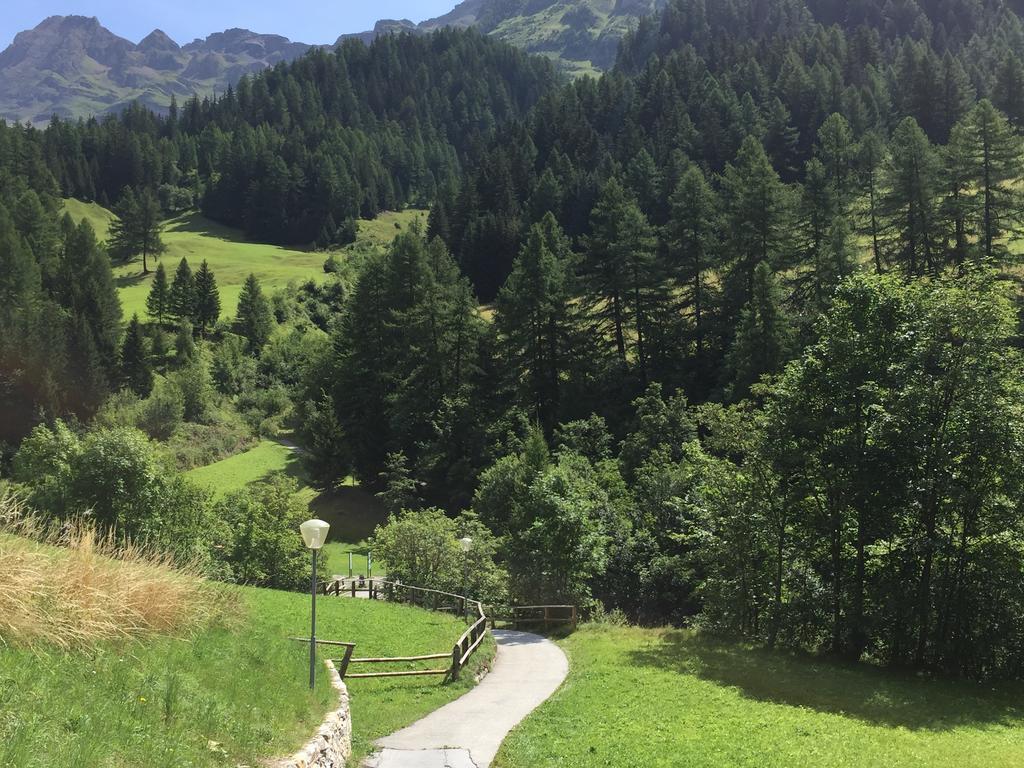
[270,659,352,768]
[364,629,570,768]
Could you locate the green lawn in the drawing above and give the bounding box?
[186,439,304,498]
[495,625,1024,768]
[62,200,427,322]
[0,584,492,768]
[186,440,389,577]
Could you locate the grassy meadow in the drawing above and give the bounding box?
[186,439,388,577]
[62,199,427,321]
[0,529,490,768]
[495,625,1024,768]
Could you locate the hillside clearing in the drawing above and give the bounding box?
[186,439,388,575]
[61,200,427,321]
[0,539,491,768]
[495,625,1024,768]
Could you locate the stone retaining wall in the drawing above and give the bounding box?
[271,660,352,768]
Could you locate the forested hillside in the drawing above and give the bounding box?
[5,0,1024,681]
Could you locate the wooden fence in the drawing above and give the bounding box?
[490,605,578,632]
[302,579,488,681]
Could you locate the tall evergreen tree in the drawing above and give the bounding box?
[169,258,195,322]
[726,262,793,400]
[665,166,720,364]
[880,117,942,276]
[120,314,153,396]
[109,187,165,274]
[581,178,661,379]
[235,273,274,354]
[720,136,793,314]
[193,260,221,335]
[495,213,577,435]
[146,261,170,326]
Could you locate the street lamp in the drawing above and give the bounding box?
[300,518,330,690]
[459,536,473,622]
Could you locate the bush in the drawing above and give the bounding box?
[214,475,311,590]
[171,355,214,423]
[372,508,507,602]
[139,378,185,440]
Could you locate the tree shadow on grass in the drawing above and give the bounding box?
[627,630,1024,731]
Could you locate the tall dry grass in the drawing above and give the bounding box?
[0,491,226,649]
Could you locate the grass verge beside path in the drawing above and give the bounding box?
[495,625,1024,768]
[0,583,492,767]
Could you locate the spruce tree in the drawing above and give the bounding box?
[120,314,153,396]
[146,261,170,326]
[193,260,221,335]
[235,273,274,354]
[169,258,195,322]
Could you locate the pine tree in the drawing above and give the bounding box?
[169,258,195,322]
[665,166,720,361]
[146,261,170,326]
[880,117,942,276]
[109,188,165,274]
[726,262,793,400]
[857,131,886,273]
[120,314,153,396]
[235,273,274,353]
[193,260,221,335]
[959,100,1023,264]
[721,136,793,313]
[495,213,577,434]
[581,177,661,378]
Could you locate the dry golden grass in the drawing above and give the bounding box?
[0,491,225,650]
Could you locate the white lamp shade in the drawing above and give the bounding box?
[300,519,330,550]
[459,536,473,552]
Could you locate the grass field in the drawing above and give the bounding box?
[62,200,427,322]
[186,439,389,576]
[495,625,1024,768]
[0,579,491,767]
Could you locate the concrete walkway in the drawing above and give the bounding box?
[364,630,569,768]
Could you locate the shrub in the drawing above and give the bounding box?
[139,378,185,440]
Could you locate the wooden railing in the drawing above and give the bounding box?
[490,605,578,632]
[307,579,489,681]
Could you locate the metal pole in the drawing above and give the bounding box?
[348,551,353,579]
[309,548,317,690]
[463,556,469,623]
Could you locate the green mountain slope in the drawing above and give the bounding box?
[426,0,665,74]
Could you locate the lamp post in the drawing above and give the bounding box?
[459,536,473,623]
[300,518,330,690]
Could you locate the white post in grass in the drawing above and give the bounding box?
[300,519,330,690]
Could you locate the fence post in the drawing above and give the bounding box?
[338,644,355,679]
[451,645,462,680]
[351,579,356,598]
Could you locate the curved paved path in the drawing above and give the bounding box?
[364,630,568,768]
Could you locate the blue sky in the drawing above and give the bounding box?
[2,1,458,48]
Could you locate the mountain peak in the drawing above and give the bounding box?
[138,29,180,52]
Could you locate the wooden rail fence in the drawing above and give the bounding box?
[300,579,489,681]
